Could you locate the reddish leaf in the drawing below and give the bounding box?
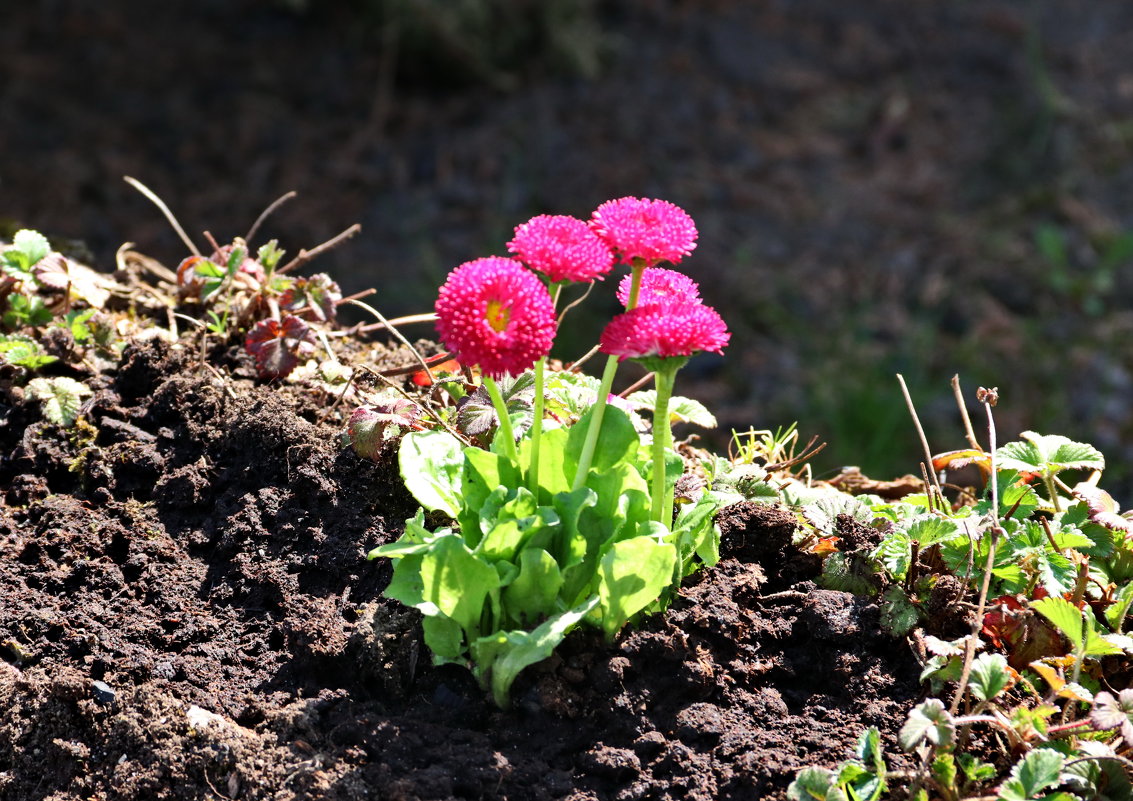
[245,315,316,379]
[346,399,424,460]
[1072,482,1133,533]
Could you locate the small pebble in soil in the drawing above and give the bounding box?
[91,679,116,705]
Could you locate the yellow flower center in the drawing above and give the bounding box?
[485,299,511,332]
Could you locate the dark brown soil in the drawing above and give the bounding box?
[0,337,923,799]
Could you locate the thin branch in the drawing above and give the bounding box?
[897,373,944,507]
[345,299,434,384]
[557,281,595,326]
[278,224,361,275]
[124,176,202,257]
[350,311,437,336]
[245,190,298,245]
[951,374,982,451]
[618,371,655,398]
[569,343,602,373]
[950,388,1002,717]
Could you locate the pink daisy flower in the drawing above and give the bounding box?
[599,300,729,361]
[616,267,702,307]
[589,197,698,266]
[507,214,615,284]
[435,256,557,378]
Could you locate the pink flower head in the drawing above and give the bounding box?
[507,214,615,283]
[599,300,729,362]
[589,197,698,266]
[435,256,557,378]
[617,267,702,307]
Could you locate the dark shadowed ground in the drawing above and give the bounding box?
[4,1,1133,485]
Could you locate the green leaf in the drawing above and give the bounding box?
[0,335,57,369]
[565,403,639,477]
[956,753,996,783]
[1031,596,1085,653]
[880,585,920,637]
[999,749,1064,801]
[596,532,676,641]
[418,533,499,636]
[996,432,1105,475]
[3,293,53,328]
[820,552,877,596]
[502,548,563,627]
[517,424,570,499]
[968,652,1012,702]
[1104,582,1133,633]
[472,596,598,708]
[905,515,961,547]
[398,429,464,518]
[855,727,886,778]
[625,390,717,428]
[872,530,912,582]
[421,613,465,663]
[931,753,956,795]
[6,229,50,273]
[787,767,837,801]
[899,699,954,752]
[26,377,92,427]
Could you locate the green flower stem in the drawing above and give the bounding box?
[484,376,519,465]
[528,357,546,494]
[529,284,563,495]
[650,364,678,523]
[570,263,646,492]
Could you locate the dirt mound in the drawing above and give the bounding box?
[0,340,923,799]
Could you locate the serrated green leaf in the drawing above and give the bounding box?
[905,515,960,546]
[820,552,877,596]
[880,585,920,637]
[787,767,837,801]
[626,390,717,428]
[957,752,997,783]
[996,432,1104,475]
[8,229,50,272]
[999,749,1064,801]
[968,652,1012,701]
[899,699,954,751]
[931,753,956,794]
[25,376,92,427]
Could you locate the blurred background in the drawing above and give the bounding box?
[4,0,1133,492]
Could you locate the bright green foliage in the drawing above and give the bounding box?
[0,335,57,370]
[997,432,1105,477]
[371,402,722,707]
[899,699,955,751]
[625,389,717,429]
[968,652,1012,702]
[26,376,92,427]
[1,229,49,279]
[787,728,887,801]
[998,749,1066,801]
[1032,596,1128,659]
